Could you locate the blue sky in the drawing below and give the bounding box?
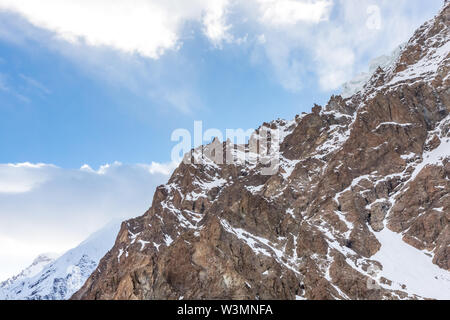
[0,12,333,169]
[0,0,441,168]
[0,0,444,280]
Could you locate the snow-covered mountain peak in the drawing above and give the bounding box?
[341,44,404,99]
[0,220,122,300]
[31,253,60,265]
[342,1,449,100]
[0,253,58,290]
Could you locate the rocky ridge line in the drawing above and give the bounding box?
[73,3,450,300]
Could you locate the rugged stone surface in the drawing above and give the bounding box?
[73,3,450,300]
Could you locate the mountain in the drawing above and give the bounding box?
[0,221,121,300]
[0,253,59,292]
[341,44,405,99]
[73,3,450,300]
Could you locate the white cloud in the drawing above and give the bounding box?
[251,0,443,91]
[0,9,209,114]
[147,161,179,175]
[202,0,234,47]
[312,29,357,90]
[0,0,177,59]
[0,0,333,57]
[257,0,333,26]
[0,0,236,58]
[0,163,53,193]
[262,38,305,91]
[0,161,174,280]
[0,0,442,99]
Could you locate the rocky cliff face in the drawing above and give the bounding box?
[73,3,450,300]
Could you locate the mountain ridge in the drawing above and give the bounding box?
[73,2,450,300]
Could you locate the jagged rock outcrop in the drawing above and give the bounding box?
[73,3,450,300]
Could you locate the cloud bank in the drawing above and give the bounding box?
[0,0,234,58]
[0,0,441,94]
[0,161,176,281]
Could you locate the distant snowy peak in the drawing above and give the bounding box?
[25,253,60,277]
[0,253,58,289]
[0,220,121,300]
[341,45,404,99]
[32,253,60,265]
[342,3,449,99]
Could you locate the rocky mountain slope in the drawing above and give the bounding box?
[73,3,450,300]
[0,221,120,300]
